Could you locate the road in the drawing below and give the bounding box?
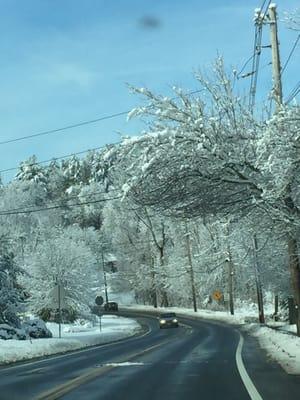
[0,312,299,400]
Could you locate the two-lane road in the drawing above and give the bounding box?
[0,312,299,399]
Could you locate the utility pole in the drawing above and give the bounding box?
[252,235,265,324]
[54,276,62,338]
[184,219,197,312]
[268,3,283,110]
[102,251,109,303]
[58,280,62,338]
[225,255,234,315]
[150,256,158,308]
[225,222,234,315]
[268,5,300,336]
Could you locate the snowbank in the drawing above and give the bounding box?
[243,324,300,375]
[0,315,141,366]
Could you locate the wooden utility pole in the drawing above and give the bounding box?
[225,256,234,315]
[102,251,109,303]
[58,281,62,338]
[268,4,300,335]
[150,255,158,308]
[225,223,234,315]
[184,220,197,312]
[268,3,283,109]
[252,235,265,324]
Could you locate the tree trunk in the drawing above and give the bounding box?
[274,294,279,321]
[184,220,197,312]
[287,235,300,336]
[252,235,265,324]
[159,247,169,307]
[150,257,158,308]
[225,257,234,315]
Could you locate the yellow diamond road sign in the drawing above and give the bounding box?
[213,290,222,301]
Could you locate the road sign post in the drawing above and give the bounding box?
[49,282,67,338]
[95,295,104,332]
[58,283,61,338]
[95,295,104,306]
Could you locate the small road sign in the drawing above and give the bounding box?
[213,290,222,301]
[95,295,104,306]
[224,293,230,301]
[49,284,67,309]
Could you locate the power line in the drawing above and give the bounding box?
[249,23,264,113]
[0,188,120,215]
[260,0,268,11]
[0,111,129,146]
[261,0,272,19]
[238,1,271,83]
[0,195,122,216]
[285,80,300,104]
[248,0,273,113]
[236,54,255,79]
[281,33,300,77]
[0,143,116,174]
[0,89,204,148]
[0,89,205,177]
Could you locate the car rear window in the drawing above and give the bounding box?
[160,313,176,318]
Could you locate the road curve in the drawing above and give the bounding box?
[0,311,299,400]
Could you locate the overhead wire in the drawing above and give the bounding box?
[282,33,300,104]
[0,111,129,146]
[0,89,205,179]
[0,188,120,215]
[249,23,263,113]
[281,34,300,76]
[0,195,122,216]
[0,143,119,175]
[242,0,272,113]
[0,89,204,148]
[0,144,115,174]
[285,80,300,104]
[259,0,268,13]
[236,54,255,79]
[261,0,272,19]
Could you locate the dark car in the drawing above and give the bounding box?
[104,302,119,312]
[158,312,179,328]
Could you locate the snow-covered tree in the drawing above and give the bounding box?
[0,241,24,328]
[22,226,97,319]
[15,155,48,191]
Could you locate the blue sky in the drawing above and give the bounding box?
[0,0,299,182]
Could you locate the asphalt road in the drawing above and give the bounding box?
[0,312,299,400]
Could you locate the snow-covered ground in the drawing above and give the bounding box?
[0,315,141,366]
[123,304,300,375]
[244,324,300,374]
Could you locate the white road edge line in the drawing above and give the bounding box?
[235,332,263,400]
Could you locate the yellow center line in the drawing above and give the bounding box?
[35,340,171,400]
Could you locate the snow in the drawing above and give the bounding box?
[244,324,300,375]
[0,315,141,366]
[123,304,300,375]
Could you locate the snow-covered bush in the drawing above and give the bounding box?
[22,319,52,339]
[0,324,26,340]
